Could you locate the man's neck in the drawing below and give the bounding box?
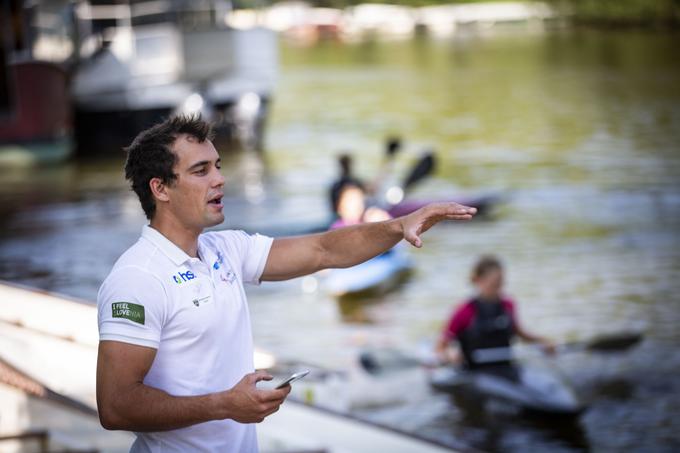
[150,215,202,258]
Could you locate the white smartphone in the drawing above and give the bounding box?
[275,370,310,389]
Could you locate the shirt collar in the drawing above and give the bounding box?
[197,240,217,269]
[141,225,192,266]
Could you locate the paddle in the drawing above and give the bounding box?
[558,332,643,353]
[385,136,402,159]
[377,149,437,207]
[359,331,644,375]
[401,150,436,194]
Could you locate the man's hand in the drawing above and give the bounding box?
[401,202,477,248]
[219,371,291,423]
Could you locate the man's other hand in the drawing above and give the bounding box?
[219,371,291,423]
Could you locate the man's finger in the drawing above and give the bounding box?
[445,206,476,216]
[264,403,282,418]
[404,230,422,248]
[248,371,273,384]
[443,213,473,220]
[259,386,291,402]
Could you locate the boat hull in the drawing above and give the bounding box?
[429,364,585,417]
[0,61,72,165]
[71,24,276,154]
[324,247,412,297]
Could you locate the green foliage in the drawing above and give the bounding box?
[547,0,680,26]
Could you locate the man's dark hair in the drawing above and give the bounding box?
[124,115,214,220]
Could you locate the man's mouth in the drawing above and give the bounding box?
[207,194,223,208]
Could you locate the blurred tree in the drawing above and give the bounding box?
[543,0,680,27]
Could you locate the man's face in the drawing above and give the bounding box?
[164,135,225,230]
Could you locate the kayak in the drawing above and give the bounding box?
[429,363,585,417]
[386,194,498,218]
[324,247,412,297]
[239,194,499,238]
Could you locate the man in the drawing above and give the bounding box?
[96,116,476,452]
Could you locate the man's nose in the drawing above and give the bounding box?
[213,169,225,187]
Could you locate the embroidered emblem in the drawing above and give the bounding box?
[220,270,237,284]
[192,296,211,307]
[112,302,145,325]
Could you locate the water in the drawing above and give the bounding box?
[2,28,680,452]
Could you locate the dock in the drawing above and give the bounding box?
[0,281,459,452]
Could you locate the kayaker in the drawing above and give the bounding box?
[329,153,364,215]
[329,137,402,216]
[435,255,555,371]
[96,115,477,453]
[329,181,391,230]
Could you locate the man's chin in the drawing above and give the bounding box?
[205,214,225,228]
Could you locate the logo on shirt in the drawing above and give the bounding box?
[112,302,145,325]
[220,270,237,284]
[172,270,196,284]
[192,296,211,307]
[213,252,224,270]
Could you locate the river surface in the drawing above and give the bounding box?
[1,28,679,452]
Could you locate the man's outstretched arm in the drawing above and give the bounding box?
[262,202,476,281]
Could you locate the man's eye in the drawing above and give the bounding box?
[195,168,207,175]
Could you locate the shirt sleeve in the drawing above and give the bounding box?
[442,302,474,341]
[210,230,274,285]
[97,266,166,349]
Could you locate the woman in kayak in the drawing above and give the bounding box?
[436,255,555,371]
[328,138,402,215]
[329,154,364,215]
[330,181,391,230]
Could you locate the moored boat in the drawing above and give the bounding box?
[0,3,74,166]
[71,0,276,154]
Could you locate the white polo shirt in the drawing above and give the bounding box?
[97,225,273,453]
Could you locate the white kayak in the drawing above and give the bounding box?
[429,364,586,417]
[324,247,412,297]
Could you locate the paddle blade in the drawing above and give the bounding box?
[385,137,402,158]
[586,332,643,352]
[402,151,436,192]
[359,349,421,375]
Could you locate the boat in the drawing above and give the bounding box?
[429,363,586,417]
[0,281,461,452]
[233,194,498,238]
[71,0,277,154]
[0,2,74,166]
[323,246,412,297]
[386,194,498,219]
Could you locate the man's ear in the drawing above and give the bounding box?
[149,177,170,203]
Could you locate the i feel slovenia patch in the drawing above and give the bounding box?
[112,302,145,325]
